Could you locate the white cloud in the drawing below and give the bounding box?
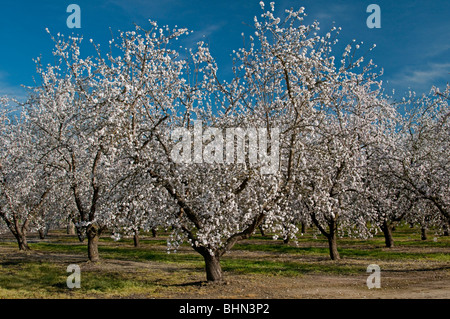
[388,62,450,93]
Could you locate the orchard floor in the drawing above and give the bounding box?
[0,228,449,299]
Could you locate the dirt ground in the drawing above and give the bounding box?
[0,240,448,299]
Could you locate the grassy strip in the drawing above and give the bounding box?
[0,261,166,298]
[234,243,449,261]
[222,259,366,276]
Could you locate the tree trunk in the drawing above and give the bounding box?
[283,224,290,244]
[327,217,340,260]
[67,220,76,235]
[87,225,100,262]
[202,253,223,282]
[16,233,30,251]
[1,215,30,251]
[310,213,340,260]
[151,228,157,238]
[38,228,46,240]
[76,226,85,242]
[421,227,427,240]
[258,224,266,237]
[327,232,340,260]
[380,221,394,248]
[133,232,140,247]
[443,223,449,236]
[301,222,306,234]
[38,225,49,240]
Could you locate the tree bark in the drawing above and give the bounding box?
[76,226,85,242]
[16,232,30,251]
[38,228,45,240]
[258,225,266,237]
[38,225,49,240]
[1,214,30,251]
[67,219,76,235]
[421,227,427,240]
[327,231,340,260]
[443,223,449,236]
[151,228,157,238]
[301,222,306,234]
[133,231,140,247]
[310,212,340,260]
[380,221,395,248]
[202,253,223,282]
[283,224,290,244]
[87,224,100,262]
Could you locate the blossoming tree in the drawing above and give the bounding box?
[0,99,56,250]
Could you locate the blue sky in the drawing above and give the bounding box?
[0,0,449,101]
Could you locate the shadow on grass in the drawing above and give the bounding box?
[171,281,206,287]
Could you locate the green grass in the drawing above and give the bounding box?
[26,241,204,265]
[0,260,165,298]
[232,224,450,262]
[232,242,450,261]
[221,259,366,276]
[0,224,448,298]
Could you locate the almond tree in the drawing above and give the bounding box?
[128,3,399,272]
[290,76,394,260]
[107,175,173,247]
[359,85,450,245]
[390,85,450,233]
[26,32,128,261]
[125,3,365,279]
[350,98,415,248]
[359,156,416,248]
[0,99,54,250]
[233,3,397,260]
[99,20,284,282]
